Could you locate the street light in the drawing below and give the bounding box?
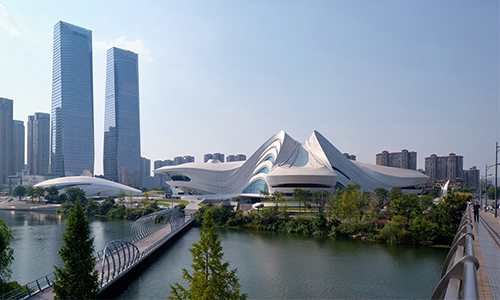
[495,142,499,218]
[480,174,491,208]
[485,162,500,215]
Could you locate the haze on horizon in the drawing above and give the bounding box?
[0,1,498,175]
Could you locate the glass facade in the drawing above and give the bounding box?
[255,167,269,175]
[51,21,94,177]
[242,179,269,194]
[28,113,50,175]
[103,47,141,187]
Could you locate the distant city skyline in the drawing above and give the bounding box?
[0,1,498,175]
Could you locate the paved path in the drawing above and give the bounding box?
[472,210,500,300]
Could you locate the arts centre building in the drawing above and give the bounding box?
[155,131,429,200]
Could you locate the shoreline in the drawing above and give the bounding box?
[0,199,60,211]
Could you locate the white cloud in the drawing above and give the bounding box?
[0,3,22,37]
[95,36,153,63]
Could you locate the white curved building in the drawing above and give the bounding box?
[35,176,142,198]
[155,131,429,199]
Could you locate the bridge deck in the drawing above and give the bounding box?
[473,210,500,300]
[31,216,192,300]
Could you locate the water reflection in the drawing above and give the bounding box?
[0,210,133,284]
[116,227,447,300]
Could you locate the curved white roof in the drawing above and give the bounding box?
[154,130,429,198]
[35,176,142,197]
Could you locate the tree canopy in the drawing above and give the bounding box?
[53,199,99,300]
[12,186,26,200]
[170,209,246,300]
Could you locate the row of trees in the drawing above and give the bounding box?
[13,184,75,203]
[198,185,471,246]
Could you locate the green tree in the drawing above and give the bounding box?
[312,190,330,214]
[64,187,87,205]
[170,209,246,300]
[13,185,26,200]
[373,188,389,205]
[117,190,126,206]
[487,186,500,200]
[53,199,99,300]
[34,186,46,199]
[0,218,14,293]
[26,186,35,201]
[292,188,308,212]
[46,185,60,203]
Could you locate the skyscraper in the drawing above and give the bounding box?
[12,120,24,175]
[51,21,94,177]
[0,98,13,183]
[103,47,140,186]
[28,113,50,175]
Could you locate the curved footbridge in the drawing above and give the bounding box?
[432,207,500,300]
[5,208,194,300]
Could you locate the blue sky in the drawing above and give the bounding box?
[0,1,498,175]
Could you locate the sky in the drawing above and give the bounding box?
[0,1,498,176]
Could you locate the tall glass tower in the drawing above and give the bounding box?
[104,47,141,186]
[51,21,94,177]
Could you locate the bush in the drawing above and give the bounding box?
[331,220,376,237]
[375,216,409,244]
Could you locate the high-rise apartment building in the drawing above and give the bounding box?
[28,113,50,175]
[12,120,24,175]
[0,98,13,183]
[183,156,195,164]
[103,47,141,186]
[424,153,463,180]
[204,153,213,163]
[463,166,480,188]
[139,157,151,188]
[376,149,417,170]
[227,154,247,162]
[51,21,94,177]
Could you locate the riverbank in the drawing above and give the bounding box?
[0,199,60,211]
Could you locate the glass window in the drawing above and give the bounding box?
[255,167,269,175]
[264,156,275,163]
[242,179,269,194]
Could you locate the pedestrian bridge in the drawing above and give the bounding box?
[1,208,194,300]
[432,206,500,300]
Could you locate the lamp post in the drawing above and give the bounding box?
[485,162,499,215]
[481,173,492,209]
[495,142,499,218]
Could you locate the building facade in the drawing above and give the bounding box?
[12,120,24,175]
[155,131,429,199]
[103,47,141,187]
[183,156,195,163]
[424,153,464,180]
[0,98,13,183]
[227,154,247,162]
[376,149,417,170]
[51,21,94,177]
[28,113,50,175]
[463,166,480,188]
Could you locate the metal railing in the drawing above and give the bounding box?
[0,272,57,300]
[2,209,192,300]
[431,206,480,300]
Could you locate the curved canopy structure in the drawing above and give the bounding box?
[34,176,142,197]
[155,131,429,199]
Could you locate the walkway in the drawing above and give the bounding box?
[30,215,193,300]
[472,210,500,300]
